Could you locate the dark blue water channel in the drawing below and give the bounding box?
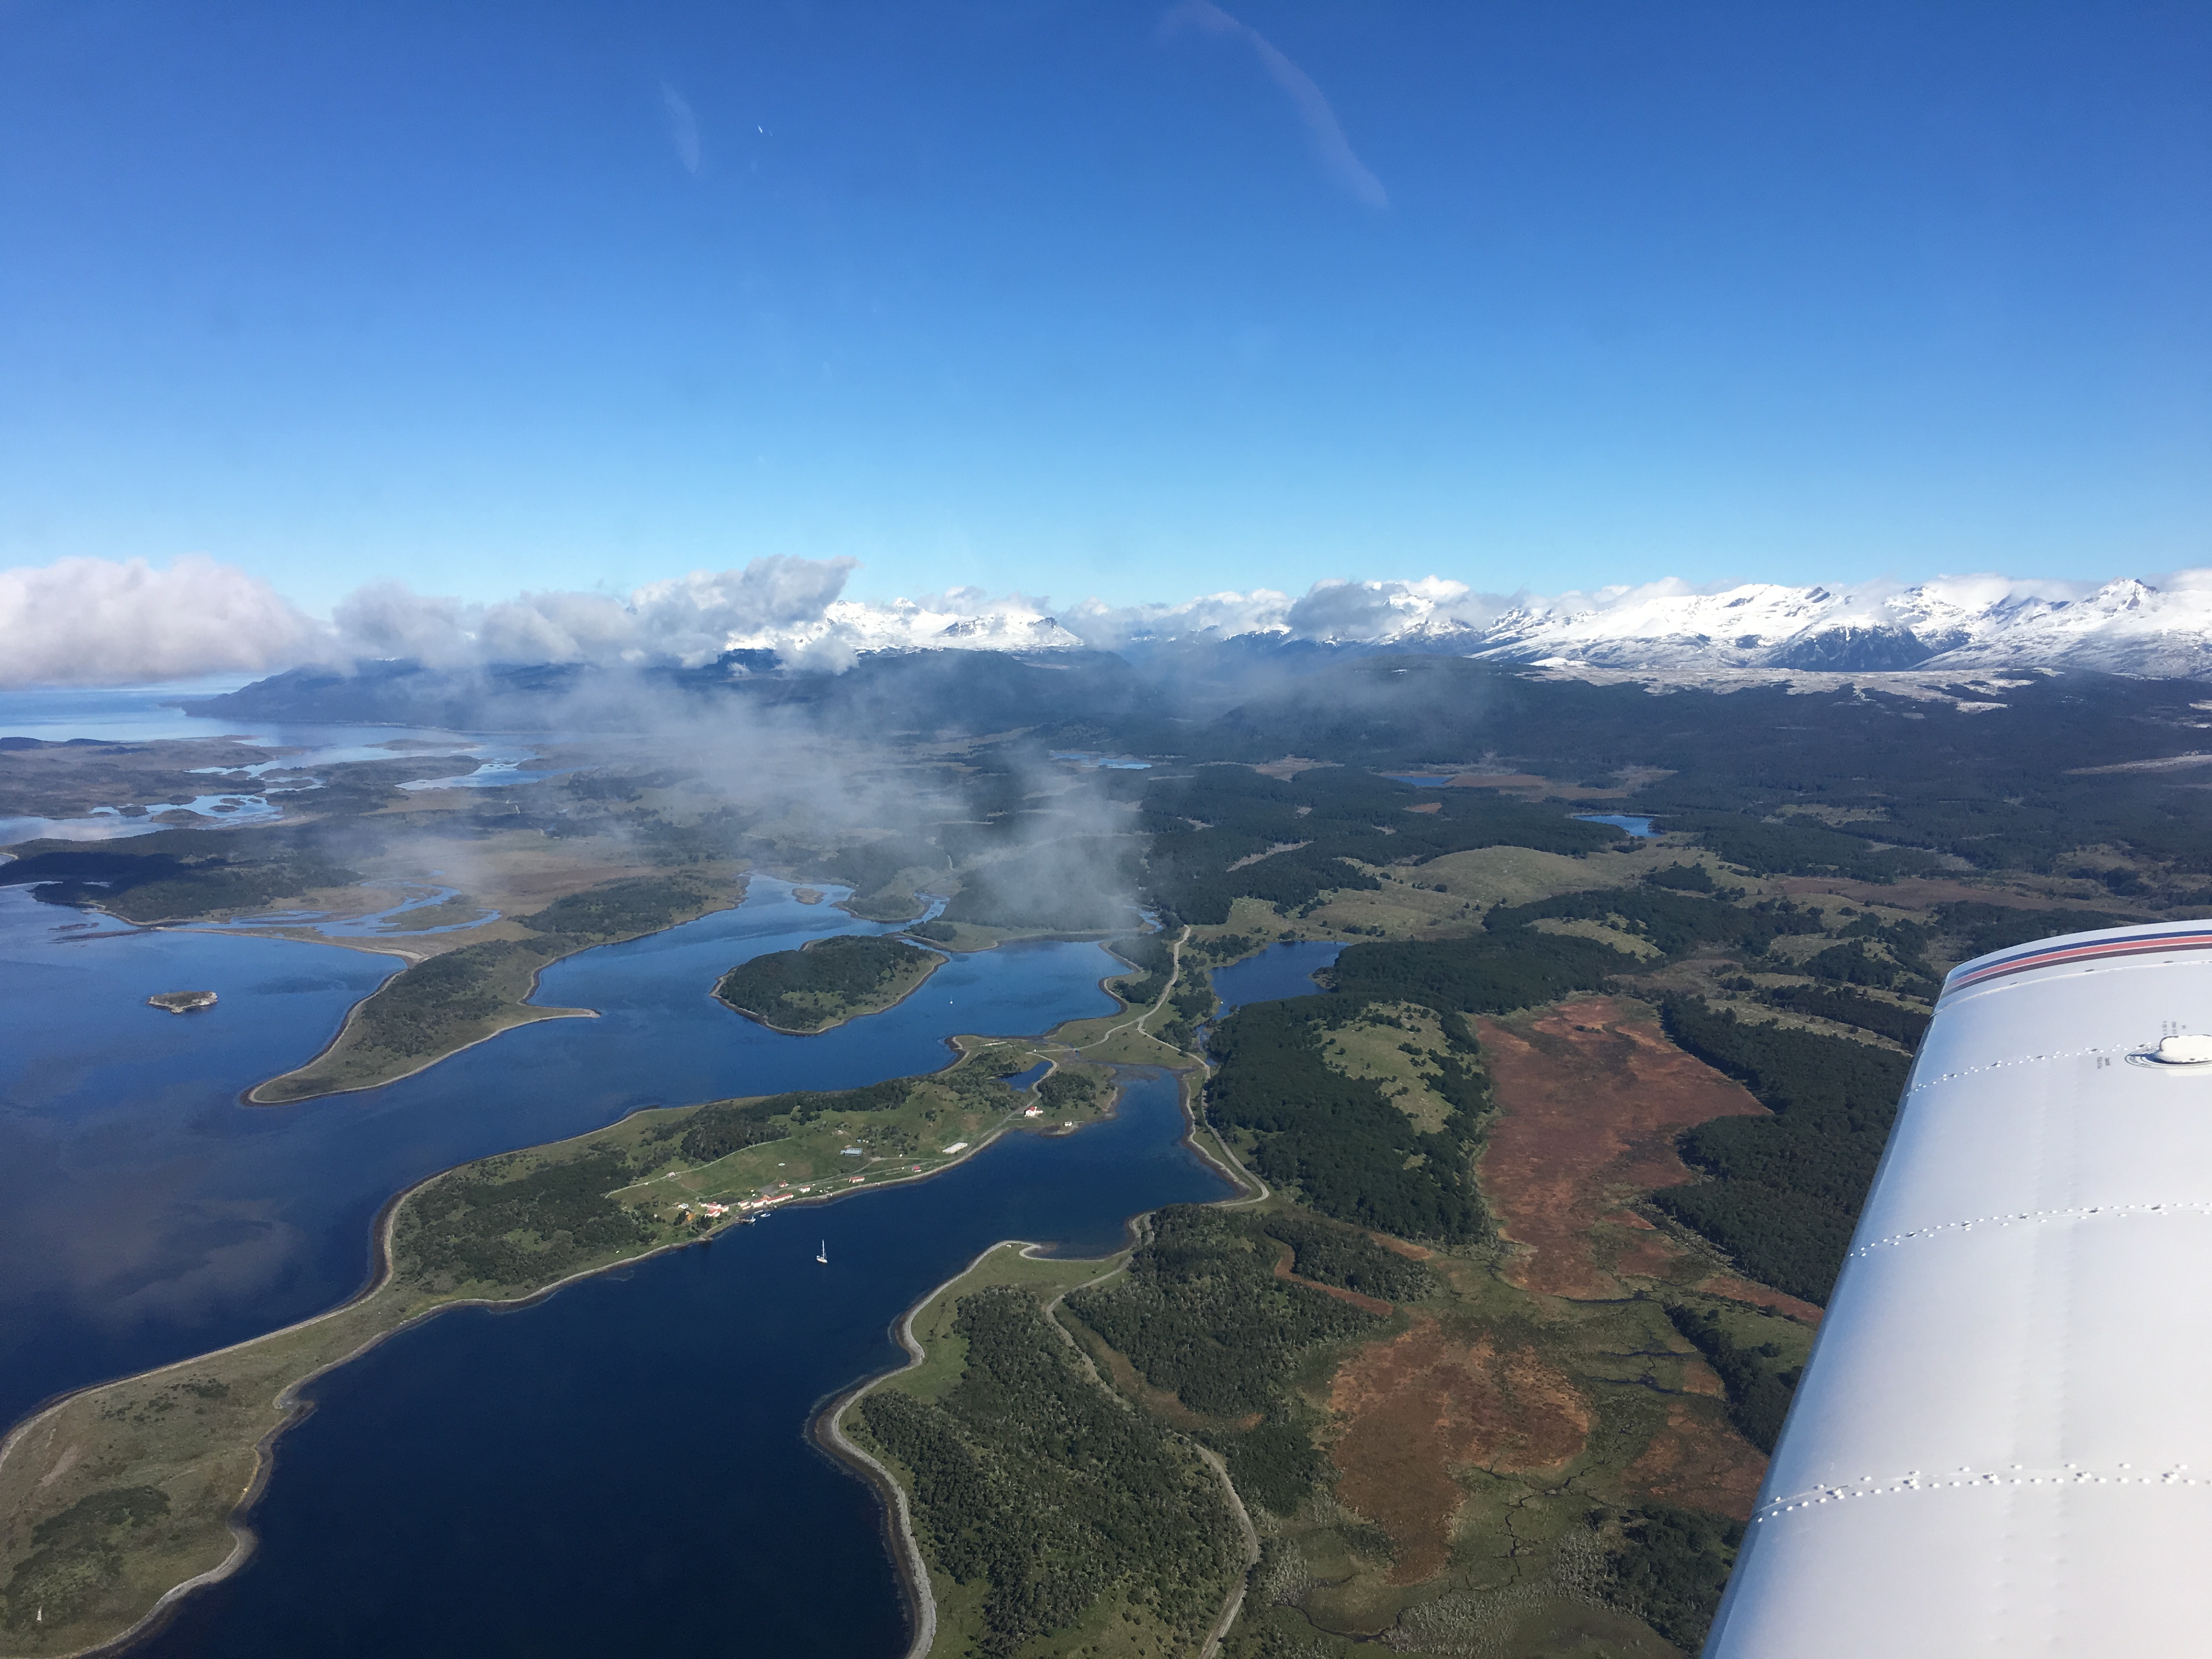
[0,876,1245,1655]
[138,1070,1228,1659]
[1207,939,1347,1014]
[0,880,1125,1430]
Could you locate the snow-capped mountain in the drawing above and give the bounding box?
[1462,575,2212,676]
[1064,572,2212,678]
[43,551,2212,693]
[741,595,1086,664]
[317,566,2212,680]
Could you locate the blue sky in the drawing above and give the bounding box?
[2,0,2207,613]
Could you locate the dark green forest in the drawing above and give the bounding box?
[712,933,936,1028]
[1664,1305,1802,1454]
[515,875,713,949]
[396,1148,652,1289]
[1066,1206,1385,1515]
[1760,983,1930,1048]
[1485,887,1826,959]
[1137,764,1620,925]
[1606,1502,1745,1654]
[346,940,531,1058]
[859,1286,1243,1658]
[1205,997,1491,1242]
[1261,1211,1432,1301]
[1327,930,1626,1014]
[0,828,362,921]
[662,1077,915,1164]
[1654,1000,1911,1302]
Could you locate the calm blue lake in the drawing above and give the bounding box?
[0,689,1265,1655]
[0,878,1235,1656]
[1209,939,1346,1013]
[137,1070,1228,1659]
[0,881,1124,1431]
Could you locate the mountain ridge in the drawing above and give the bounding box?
[1092,574,2212,677]
[701,571,2212,678]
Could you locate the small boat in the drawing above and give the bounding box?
[816,1240,828,1264]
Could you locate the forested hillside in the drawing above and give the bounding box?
[1205,998,1491,1241]
[1654,999,1911,1302]
[859,1285,1244,1658]
[712,933,939,1031]
[1139,764,1618,926]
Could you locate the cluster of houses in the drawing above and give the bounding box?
[673,1139,994,1226]
[674,1190,796,1223]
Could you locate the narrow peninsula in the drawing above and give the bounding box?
[251,876,741,1103]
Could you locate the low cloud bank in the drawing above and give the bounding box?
[0,555,315,688]
[7,554,2207,690]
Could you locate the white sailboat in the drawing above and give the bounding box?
[816,1239,828,1264]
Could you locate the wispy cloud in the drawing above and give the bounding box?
[1163,0,1388,211]
[661,82,702,176]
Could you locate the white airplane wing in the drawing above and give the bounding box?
[1706,919,2212,1656]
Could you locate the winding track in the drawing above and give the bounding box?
[818,930,1286,1659]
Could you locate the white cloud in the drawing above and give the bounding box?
[1060,586,1293,646]
[325,556,866,670]
[1063,575,1502,648]
[0,555,316,689]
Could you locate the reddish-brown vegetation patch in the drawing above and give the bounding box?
[1623,1403,1765,1520]
[1406,801,1443,815]
[1446,772,1554,789]
[1605,1222,1686,1282]
[1474,999,1767,1297]
[1773,876,2060,910]
[1328,1319,1591,1584]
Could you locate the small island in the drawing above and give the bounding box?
[714,934,942,1034]
[146,991,218,1014]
